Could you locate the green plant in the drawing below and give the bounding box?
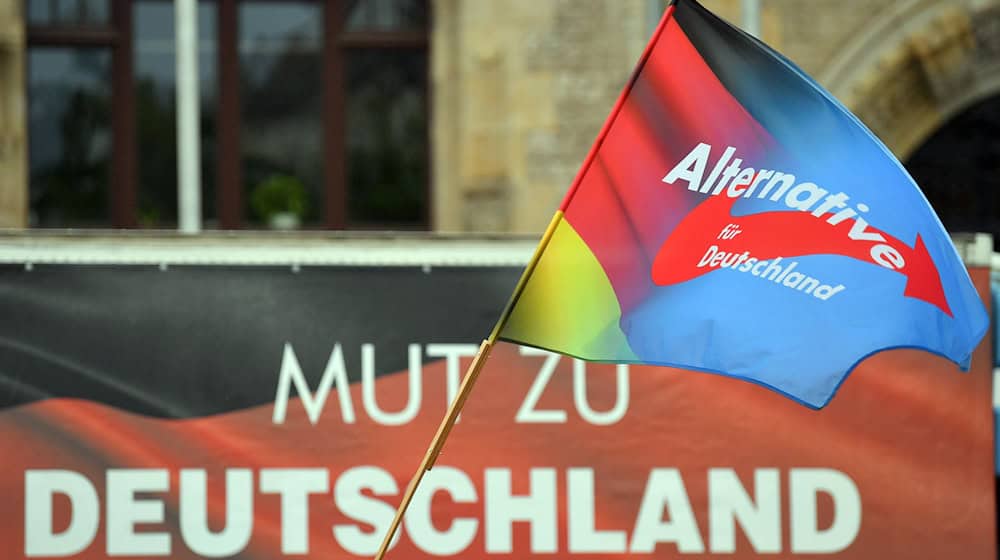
[250,174,308,221]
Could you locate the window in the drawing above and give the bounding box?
[26,0,120,227]
[239,2,323,227]
[346,0,426,30]
[28,48,112,226]
[25,0,429,229]
[27,0,110,26]
[343,0,429,228]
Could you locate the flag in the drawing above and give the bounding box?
[497,0,989,409]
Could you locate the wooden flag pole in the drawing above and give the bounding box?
[372,338,493,560]
[372,212,564,560]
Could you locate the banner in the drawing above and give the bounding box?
[0,261,993,558]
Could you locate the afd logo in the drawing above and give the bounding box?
[655,142,950,315]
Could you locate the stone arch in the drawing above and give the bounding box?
[818,0,1000,160]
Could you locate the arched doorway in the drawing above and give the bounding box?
[905,94,1000,237]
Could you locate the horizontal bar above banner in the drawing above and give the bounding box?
[0,231,989,269]
[0,232,538,267]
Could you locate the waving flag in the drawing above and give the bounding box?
[497,0,989,409]
[374,2,992,556]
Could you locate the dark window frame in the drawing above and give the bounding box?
[26,0,431,230]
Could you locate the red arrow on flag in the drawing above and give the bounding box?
[651,194,952,316]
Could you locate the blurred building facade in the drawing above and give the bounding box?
[1,0,998,234]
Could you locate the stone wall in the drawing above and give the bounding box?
[432,0,648,233]
[0,0,26,228]
[760,0,896,75]
[432,0,1000,233]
